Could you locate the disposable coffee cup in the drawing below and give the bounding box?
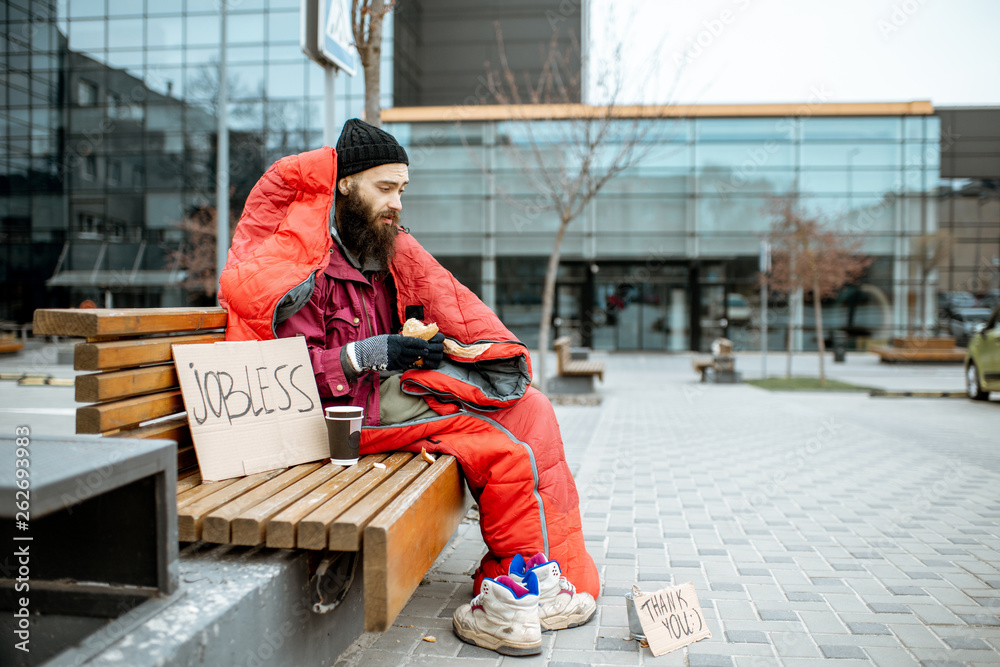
[324,406,363,465]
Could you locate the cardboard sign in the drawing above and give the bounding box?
[634,582,711,656]
[172,337,328,481]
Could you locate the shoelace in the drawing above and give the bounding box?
[557,577,575,596]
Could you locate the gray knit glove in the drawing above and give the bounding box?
[350,334,429,372]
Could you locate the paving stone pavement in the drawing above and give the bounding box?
[334,352,1000,666]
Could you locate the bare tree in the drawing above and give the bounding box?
[478,24,672,393]
[351,0,395,127]
[766,197,872,385]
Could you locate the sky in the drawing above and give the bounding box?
[588,0,1000,107]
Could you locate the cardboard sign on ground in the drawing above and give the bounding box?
[172,337,328,481]
[634,582,712,656]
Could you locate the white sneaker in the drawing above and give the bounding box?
[452,572,542,656]
[509,553,597,631]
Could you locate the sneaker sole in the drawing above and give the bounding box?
[453,617,542,656]
[540,605,598,631]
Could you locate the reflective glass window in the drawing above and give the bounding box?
[267,62,304,99]
[637,142,690,168]
[69,19,106,52]
[69,0,104,18]
[269,44,304,61]
[904,117,923,140]
[108,0,142,16]
[696,167,795,196]
[228,46,265,64]
[696,142,795,169]
[108,18,144,49]
[144,68,183,98]
[228,12,265,43]
[77,79,99,106]
[801,117,901,141]
[106,50,145,70]
[799,169,900,195]
[225,65,264,98]
[146,0,181,14]
[695,118,791,142]
[697,196,771,233]
[147,49,184,65]
[268,11,299,42]
[31,23,55,51]
[186,13,221,45]
[148,16,183,48]
[800,142,900,168]
[185,47,220,66]
[926,117,941,142]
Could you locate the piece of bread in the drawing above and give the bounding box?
[401,318,439,340]
[443,339,493,359]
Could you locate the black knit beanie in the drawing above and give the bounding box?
[335,119,409,179]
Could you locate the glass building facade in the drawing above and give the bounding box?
[385,109,941,351]
[1,0,384,320]
[3,0,978,353]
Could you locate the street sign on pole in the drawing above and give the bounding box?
[321,0,357,75]
[301,0,357,146]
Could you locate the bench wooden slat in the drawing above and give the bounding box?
[177,471,203,494]
[870,345,966,362]
[77,390,185,434]
[230,463,349,546]
[266,455,388,549]
[108,414,191,445]
[328,456,430,551]
[890,336,956,350]
[363,455,465,633]
[75,333,225,371]
[297,452,414,550]
[178,468,286,542]
[76,364,178,402]
[202,463,325,544]
[33,307,227,339]
[177,477,239,510]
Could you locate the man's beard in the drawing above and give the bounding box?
[335,190,399,269]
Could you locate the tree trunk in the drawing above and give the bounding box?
[785,295,794,379]
[785,251,796,379]
[536,217,570,394]
[360,0,385,127]
[813,278,826,386]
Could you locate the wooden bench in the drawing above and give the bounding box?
[870,336,966,363]
[31,307,466,633]
[553,336,604,382]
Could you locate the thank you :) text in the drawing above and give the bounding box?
[635,582,711,656]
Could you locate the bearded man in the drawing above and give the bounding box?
[219,119,598,656]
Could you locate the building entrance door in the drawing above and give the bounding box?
[591,279,689,351]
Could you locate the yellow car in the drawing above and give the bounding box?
[965,303,1000,400]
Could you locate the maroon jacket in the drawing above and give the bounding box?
[275,240,396,426]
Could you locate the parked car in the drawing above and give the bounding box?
[949,307,992,346]
[965,303,1000,400]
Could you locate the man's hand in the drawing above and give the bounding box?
[421,332,445,369]
[352,334,430,372]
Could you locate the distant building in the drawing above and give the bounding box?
[2,1,997,352]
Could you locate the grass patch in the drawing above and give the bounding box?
[746,377,877,392]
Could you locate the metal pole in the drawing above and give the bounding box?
[760,238,770,378]
[215,1,230,304]
[323,65,338,146]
